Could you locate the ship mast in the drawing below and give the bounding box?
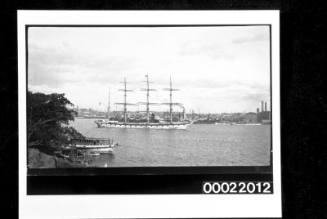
[140,74,157,125]
[115,78,134,124]
[169,76,173,123]
[107,88,110,119]
[123,78,127,123]
[163,76,182,124]
[146,75,150,123]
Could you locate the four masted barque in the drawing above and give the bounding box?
[95,75,191,129]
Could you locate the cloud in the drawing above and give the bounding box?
[232,33,269,44]
[28,43,137,88]
[179,42,234,60]
[27,26,270,113]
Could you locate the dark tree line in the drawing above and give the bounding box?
[27,91,84,150]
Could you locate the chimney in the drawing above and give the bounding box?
[261,101,264,112]
[256,108,259,114]
[265,102,267,112]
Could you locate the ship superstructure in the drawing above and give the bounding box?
[95,75,191,129]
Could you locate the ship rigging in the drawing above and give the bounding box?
[95,75,191,129]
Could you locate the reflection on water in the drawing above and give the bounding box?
[70,118,271,167]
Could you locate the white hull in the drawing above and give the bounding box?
[96,121,190,130]
[89,147,113,153]
[75,144,115,153]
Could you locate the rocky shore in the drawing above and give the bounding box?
[28,148,83,168]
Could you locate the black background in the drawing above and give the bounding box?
[27,166,272,194]
[1,0,326,218]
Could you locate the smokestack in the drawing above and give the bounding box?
[256,108,259,114]
[261,101,264,112]
[182,106,186,120]
[265,102,267,112]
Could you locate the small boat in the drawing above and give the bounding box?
[71,138,117,154]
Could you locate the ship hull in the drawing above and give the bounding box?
[88,147,113,153]
[75,145,115,153]
[95,120,190,130]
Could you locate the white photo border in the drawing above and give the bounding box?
[18,10,281,218]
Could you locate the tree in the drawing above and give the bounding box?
[27,91,84,149]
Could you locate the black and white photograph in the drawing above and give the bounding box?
[27,25,272,168]
[18,11,281,218]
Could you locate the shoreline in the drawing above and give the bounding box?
[28,148,84,168]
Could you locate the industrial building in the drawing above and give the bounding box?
[256,100,271,124]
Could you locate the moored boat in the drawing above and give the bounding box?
[71,138,117,154]
[95,120,191,129]
[95,75,191,129]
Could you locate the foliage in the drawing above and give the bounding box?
[27,91,84,149]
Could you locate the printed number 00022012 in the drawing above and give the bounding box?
[202,181,273,194]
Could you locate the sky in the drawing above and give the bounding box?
[28,26,271,113]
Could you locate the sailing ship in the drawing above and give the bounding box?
[95,75,191,129]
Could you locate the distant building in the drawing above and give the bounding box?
[257,111,270,123]
[242,112,257,123]
[256,100,271,123]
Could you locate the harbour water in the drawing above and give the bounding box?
[70,118,271,167]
